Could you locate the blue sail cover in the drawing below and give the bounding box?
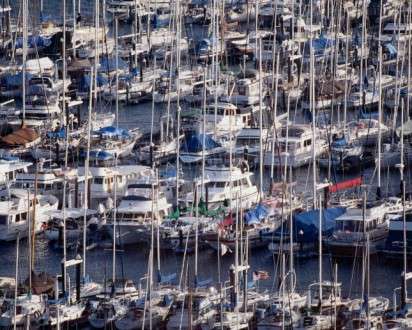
[292,207,346,243]
[98,126,130,138]
[311,36,335,56]
[99,56,128,72]
[180,133,221,153]
[245,204,269,225]
[79,74,108,91]
[15,35,52,49]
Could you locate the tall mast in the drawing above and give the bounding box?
[114,15,119,126]
[112,14,119,285]
[258,37,263,199]
[318,195,323,311]
[310,0,316,207]
[175,0,181,208]
[61,0,68,295]
[94,0,100,102]
[401,102,407,307]
[377,46,382,198]
[83,69,94,278]
[22,0,27,122]
[13,235,19,330]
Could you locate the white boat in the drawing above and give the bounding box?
[212,311,254,329]
[115,291,174,329]
[78,165,153,201]
[153,69,199,104]
[0,157,31,185]
[220,69,267,106]
[179,131,227,164]
[263,125,328,168]
[89,299,128,329]
[324,203,389,256]
[45,303,86,327]
[0,294,46,327]
[346,119,390,146]
[203,102,247,135]
[14,166,79,207]
[181,166,259,211]
[106,180,172,245]
[44,208,98,242]
[0,188,58,241]
[103,76,153,103]
[87,126,141,160]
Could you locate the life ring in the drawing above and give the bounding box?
[240,160,249,173]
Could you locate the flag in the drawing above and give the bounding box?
[253,270,270,281]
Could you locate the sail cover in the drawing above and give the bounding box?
[180,132,221,153]
[293,207,346,243]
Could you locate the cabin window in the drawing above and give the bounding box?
[15,214,20,222]
[215,182,226,188]
[21,212,27,221]
[0,215,8,225]
[304,139,312,147]
[8,172,14,181]
[94,178,103,184]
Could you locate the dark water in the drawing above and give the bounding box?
[1,0,410,303]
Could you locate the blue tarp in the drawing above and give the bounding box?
[180,132,221,153]
[332,137,347,148]
[15,35,52,49]
[79,74,108,91]
[245,204,269,225]
[292,207,346,243]
[98,126,130,138]
[47,128,66,139]
[311,35,335,56]
[2,72,33,87]
[99,56,128,72]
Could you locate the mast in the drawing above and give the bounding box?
[72,0,76,58]
[82,69,94,278]
[94,0,99,101]
[114,15,119,126]
[318,194,322,311]
[377,46,382,198]
[401,102,407,308]
[61,0,69,296]
[310,0,316,207]
[175,0,181,208]
[112,14,119,286]
[13,234,19,330]
[258,37,263,199]
[22,0,27,122]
